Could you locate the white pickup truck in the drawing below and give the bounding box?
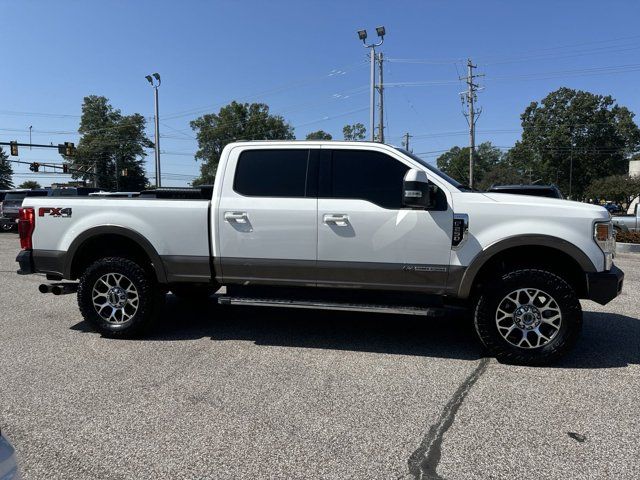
[16,141,623,365]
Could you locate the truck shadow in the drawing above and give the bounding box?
[145,295,483,361]
[71,298,640,368]
[553,310,640,369]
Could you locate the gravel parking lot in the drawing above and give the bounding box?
[1,232,639,479]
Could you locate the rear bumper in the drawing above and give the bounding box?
[16,250,34,275]
[16,249,65,277]
[587,265,624,305]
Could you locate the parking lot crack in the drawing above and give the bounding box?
[407,358,490,480]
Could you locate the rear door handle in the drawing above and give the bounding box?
[323,214,349,226]
[224,211,248,223]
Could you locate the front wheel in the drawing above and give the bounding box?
[473,269,582,366]
[1,222,14,232]
[77,257,158,338]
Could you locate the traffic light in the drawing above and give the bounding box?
[9,141,18,156]
[58,142,76,156]
[62,164,69,173]
[29,162,40,172]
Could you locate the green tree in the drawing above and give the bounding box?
[190,101,294,185]
[585,174,640,204]
[514,87,640,199]
[0,147,13,189]
[69,96,152,191]
[18,180,40,189]
[342,123,366,141]
[477,162,527,190]
[436,142,503,187]
[305,130,332,140]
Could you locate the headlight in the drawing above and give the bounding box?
[594,220,615,270]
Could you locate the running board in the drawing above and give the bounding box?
[217,296,446,317]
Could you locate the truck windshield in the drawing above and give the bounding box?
[394,148,468,190]
[4,192,27,201]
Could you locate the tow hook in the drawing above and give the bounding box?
[38,283,79,296]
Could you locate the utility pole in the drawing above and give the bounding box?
[402,132,412,152]
[114,156,119,191]
[357,26,385,142]
[460,59,483,189]
[569,149,573,199]
[377,51,384,143]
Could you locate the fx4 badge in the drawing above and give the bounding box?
[38,207,72,218]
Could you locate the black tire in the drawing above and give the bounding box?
[77,257,158,338]
[474,269,582,366]
[170,284,217,301]
[1,223,14,232]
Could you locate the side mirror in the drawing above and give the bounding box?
[403,169,432,209]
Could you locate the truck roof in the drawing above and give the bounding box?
[228,140,397,148]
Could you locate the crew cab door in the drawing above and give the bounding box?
[316,147,454,292]
[217,147,318,286]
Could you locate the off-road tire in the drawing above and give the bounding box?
[474,269,582,366]
[77,257,158,338]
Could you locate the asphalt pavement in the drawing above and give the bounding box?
[0,232,639,479]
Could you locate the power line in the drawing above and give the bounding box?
[161,60,368,121]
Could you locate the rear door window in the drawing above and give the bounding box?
[234,149,312,197]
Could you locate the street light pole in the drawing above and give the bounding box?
[369,47,375,141]
[145,73,162,187]
[358,26,385,142]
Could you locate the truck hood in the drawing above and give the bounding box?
[480,192,609,216]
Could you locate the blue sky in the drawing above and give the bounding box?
[2,0,640,187]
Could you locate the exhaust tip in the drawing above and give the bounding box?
[51,286,62,295]
[38,284,50,294]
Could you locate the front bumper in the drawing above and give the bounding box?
[587,265,624,305]
[16,250,34,275]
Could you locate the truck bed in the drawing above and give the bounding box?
[23,195,213,282]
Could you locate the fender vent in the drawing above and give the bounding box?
[452,214,469,248]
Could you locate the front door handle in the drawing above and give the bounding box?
[224,211,248,223]
[323,214,349,226]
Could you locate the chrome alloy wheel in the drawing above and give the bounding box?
[495,288,562,349]
[91,273,140,324]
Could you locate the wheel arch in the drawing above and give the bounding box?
[458,235,596,300]
[65,226,167,283]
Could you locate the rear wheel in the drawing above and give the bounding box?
[77,257,158,338]
[473,269,582,365]
[1,222,14,232]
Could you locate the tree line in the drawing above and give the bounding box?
[1,86,638,204]
[436,88,640,201]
